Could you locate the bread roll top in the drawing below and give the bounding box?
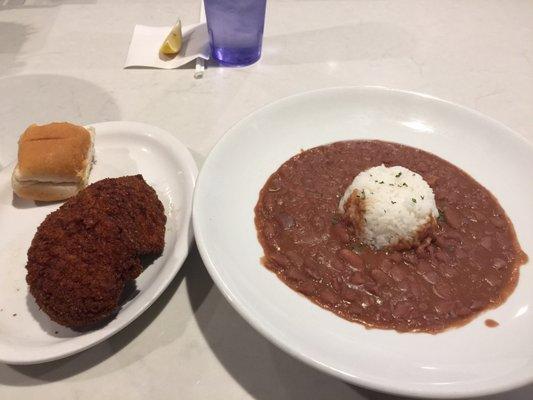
[16,122,92,183]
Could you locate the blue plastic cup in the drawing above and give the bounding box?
[204,0,267,66]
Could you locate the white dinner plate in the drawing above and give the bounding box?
[193,87,533,398]
[0,121,197,364]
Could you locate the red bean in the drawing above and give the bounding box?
[312,216,325,230]
[389,252,402,262]
[409,281,423,299]
[493,258,506,270]
[349,304,363,315]
[434,301,454,315]
[433,281,453,299]
[392,302,411,319]
[380,259,394,273]
[263,223,276,239]
[286,250,304,267]
[435,236,450,249]
[435,251,450,263]
[484,272,501,287]
[480,236,492,251]
[341,286,359,302]
[470,300,485,311]
[349,272,366,285]
[329,257,346,272]
[403,252,417,264]
[444,207,462,229]
[297,281,316,296]
[332,276,343,292]
[371,269,389,285]
[269,252,290,268]
[441,265,457,278]
[472,210,486,222]
[284,268,306,282]
[491,216,505,228]
[304,256,319,270]
[397,280,410,292]
[305,267,321,280]
[390,265,406,282]
[331,223,351,244]
[319,288,339,306]
[338,249,364,269]
[416,260,433,275]
[276,213,295,230]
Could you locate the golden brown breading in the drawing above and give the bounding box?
[26,175,166,329]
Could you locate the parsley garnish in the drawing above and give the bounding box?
[391,201,397,204]
[395,172,402,178]
[412,198,417,203]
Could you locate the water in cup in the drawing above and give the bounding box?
[204,0,267,66]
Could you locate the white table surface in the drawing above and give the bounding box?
[0,1,532,399]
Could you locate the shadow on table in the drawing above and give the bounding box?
[0,0,96,11]
[0,22,31,75]
[187,253,533,400]
[0,246,206,386]
[0,74,121,166]
[261,23,414,66]
[356,385,533,400]
[186,255,358,399]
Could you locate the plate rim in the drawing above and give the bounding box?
[0,120,198,365]
[193,86,533,398]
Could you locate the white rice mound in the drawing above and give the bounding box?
[339,165,438,250]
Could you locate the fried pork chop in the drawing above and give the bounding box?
[26,175,166,329]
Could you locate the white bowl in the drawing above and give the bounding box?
[193,87,533,398]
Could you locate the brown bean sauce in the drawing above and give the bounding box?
[254,140,528,333]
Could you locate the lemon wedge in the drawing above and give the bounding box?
[160,19,183,55]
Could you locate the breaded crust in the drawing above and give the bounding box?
[26,175,166,329]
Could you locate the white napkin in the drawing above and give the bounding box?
[124,23,210,69]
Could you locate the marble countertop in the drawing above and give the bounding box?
[0,0,532,399]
